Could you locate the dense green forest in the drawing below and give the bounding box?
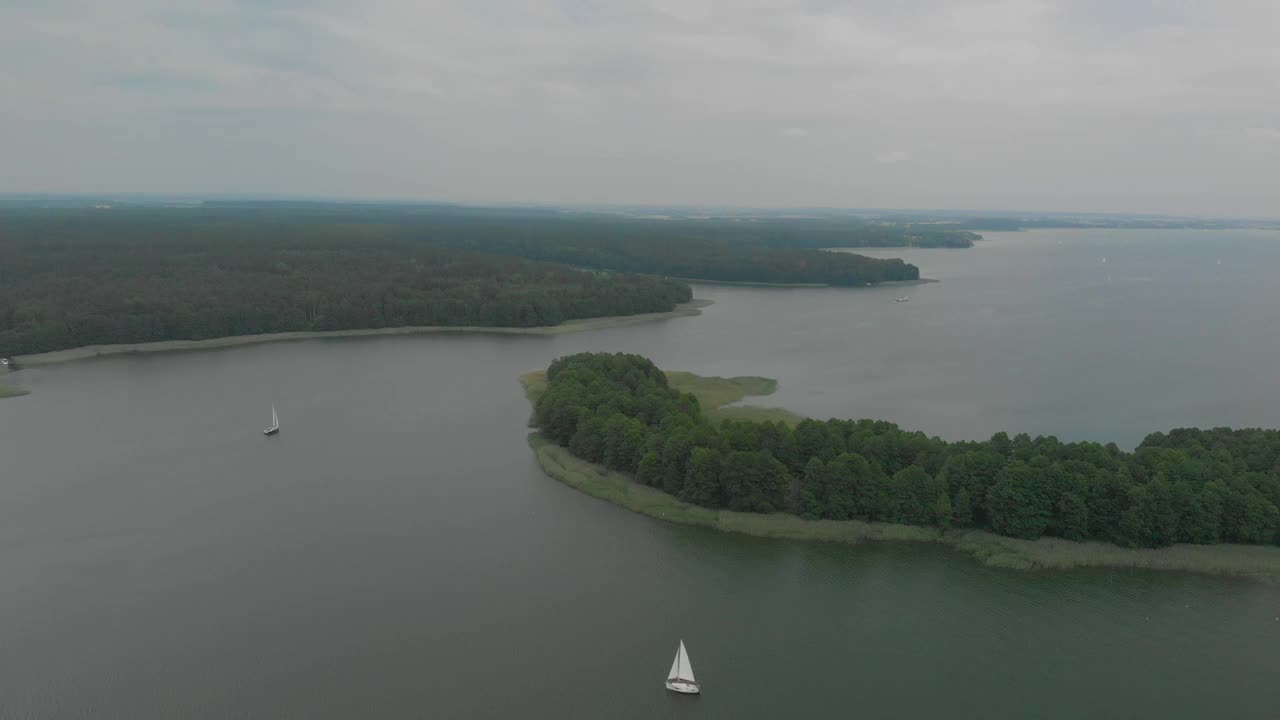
[0,202,935,355]
[534,353,1280,548]
[428,231,920,285]
[198,203,929,284]
[0,212,691,356]
[11,202,929,283]
[192,200,978,248]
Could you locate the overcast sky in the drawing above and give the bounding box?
[3,1,1278,216]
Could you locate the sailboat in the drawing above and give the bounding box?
[664,639,700,694]
[263,405,280,436]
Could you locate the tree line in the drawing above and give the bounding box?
[0,211,691,356]
[0,203,948,354]
[534,352,1280,548]
[131,203,929,284]
[430,232,921,285]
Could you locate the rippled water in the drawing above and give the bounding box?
[1,230,1279,718]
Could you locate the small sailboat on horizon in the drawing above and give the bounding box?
[665,639,700,695]
[264,404,280,436]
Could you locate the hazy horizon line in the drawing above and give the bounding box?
[3,192,1275,223]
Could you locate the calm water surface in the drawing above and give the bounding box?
[2,230,1279,718]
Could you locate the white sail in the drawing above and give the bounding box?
[272,405,278,428]
[678,640,695,683]
[667,640,696,683]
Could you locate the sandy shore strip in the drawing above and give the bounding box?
[11,299,712,368]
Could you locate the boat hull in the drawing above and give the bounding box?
[263,427,279,436]
[665,680,700,694]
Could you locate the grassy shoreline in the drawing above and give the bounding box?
[678,276,938,288]
[0,384,29,399]
[519,371,1280,583]
[520,368,801,426]
[11,299,712,368]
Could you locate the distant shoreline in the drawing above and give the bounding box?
[519,371,1280,583]
[680,277,938,288]
[10,299,712,368]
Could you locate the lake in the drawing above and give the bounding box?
[2,229,1279,718]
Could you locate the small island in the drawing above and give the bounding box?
[522,352,1280,582]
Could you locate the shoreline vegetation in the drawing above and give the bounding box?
[520,366,1280,583]
[1,206,929,361]
[0,384,28,399]
[678,276,939,288]
[2,204,943,359]
[0,211,697,358]
[13,299,711,368]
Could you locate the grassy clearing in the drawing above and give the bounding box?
[13,299,712,367]
[519,371,549,406]
[664,371,802,426]
[712,406,805,425]
[521,368,800,426]
[520,368,1280,582]
[0,384,29,399]
[665,371,774,407]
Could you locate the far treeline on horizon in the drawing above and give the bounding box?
[1,197,1275,359]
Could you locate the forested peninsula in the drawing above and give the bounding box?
[0,211,692,357]
[526,352,1280,580]
[0,205,932,356]
[430,234,919,286]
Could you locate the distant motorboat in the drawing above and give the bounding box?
[894,296,910,303]
[264,404,280,436]
[665,639,700,694]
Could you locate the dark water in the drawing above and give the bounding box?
[2,230,1279,718]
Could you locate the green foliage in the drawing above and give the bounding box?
[797,458,831,520]
[636,451,662,487]
[424,217,924,285]
[720,451,790,513]
[889,465,941,525]
[533,352,1280,550]
[826,453,868,520]
[934,491,953,530]
[0,210,693,356]
[987,463,1052,539]
[952,488,974,527]
[1056,492,1090,541]
[682,447,724,507]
